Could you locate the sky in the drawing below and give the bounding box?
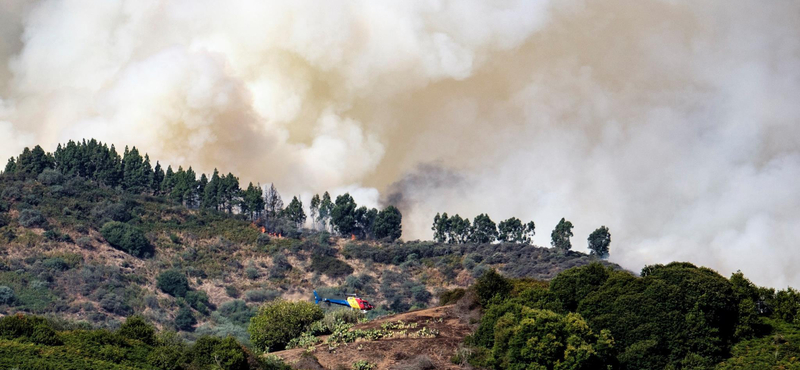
[1,0,799,288]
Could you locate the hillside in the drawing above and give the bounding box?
[273,304,475,370]
[0,156,618,347]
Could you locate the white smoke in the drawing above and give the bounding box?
[1,0,799,288]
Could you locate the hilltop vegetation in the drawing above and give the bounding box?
[7,141,793,369]
[460,264,800,370]
[0,141,613,346]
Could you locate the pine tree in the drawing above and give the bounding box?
[162,166,175,195]
[220,173,240,213]
[283,196,306,228]
[4,157,16,174]
[264,183,283,220]
[202,169,220,210]
[152,162,165,194]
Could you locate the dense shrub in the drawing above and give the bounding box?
[100,292,133,316]
[246,266,260,280]
[549,262,610,311]
[175,306,196,331]
[118,315,156,345]
[225,285,240,298]
[37,169,64,186]
[218,299,255,326]
[0,285,15,305]
[91,201,132,225]
[269,253,292,279]
[248,299,324,352]
[43,229,73,243]
[156,269,190,297]
[310,254,354,279]
[477,308,614,369]
[257,233,271,246]
[76,236,93,248]
[473,269,512,307]
[18,209,47,228]
[438,288,465,306]
[245,289,280,303]
[100,221,153,258]
[185,290,212,314]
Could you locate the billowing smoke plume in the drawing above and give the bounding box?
[1,0,799,287]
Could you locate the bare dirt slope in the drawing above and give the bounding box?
[273,304,476,370]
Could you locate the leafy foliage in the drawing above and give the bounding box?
[100,221,154,258]
[156,269,190,297]
[550,217,574,252]
[587,226,611,258]
[248,299,324,352]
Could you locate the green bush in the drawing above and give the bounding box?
[269,253,292,279]
[549,262,610,311]
[248,299,324,352]
[0,314,61,345]
[156,269,190,297]
[37,169,64,185]
[174,306,196,331]
[438,288,465,306]
[473,269,511,307]
[0,285,15,305]
[18,209,47,228]
[352,360,376,370]
[477,308,614,369]
[100,221,154,258]
[218,299,255,326]
[185,290,211,314]
[225,285,240,298]
[310,254,354,279]
[118,315,156,345]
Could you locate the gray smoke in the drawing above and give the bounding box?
[1,0,799,287]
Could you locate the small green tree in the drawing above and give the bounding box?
[374,205,402,241]
[331,193,358,236]
[497,217,524,243]
[470,214,497,243]
[100,221,153,258]
[282,196,306,228]
[588,226,611,258]
[175,306,196,331]
[448,214,471,244]
[474,269,512,307]
[248,299,324,352]
[118,315,156,345]
[157,269,190,297]
[551,217,574,252]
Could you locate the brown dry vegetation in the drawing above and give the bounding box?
[274,304,477,370]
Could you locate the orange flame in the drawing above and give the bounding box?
[351,234,356,240]
[260,226,266,233]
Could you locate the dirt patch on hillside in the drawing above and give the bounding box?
[273,305,476,370]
